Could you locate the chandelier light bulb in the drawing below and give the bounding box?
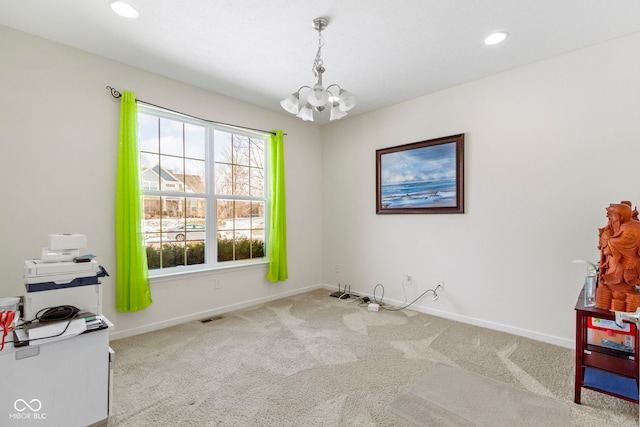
[338,89,357,112]
[307,84,329,107]
[296,103,314,122]
[329,102,348,121]
[280,92,301,114]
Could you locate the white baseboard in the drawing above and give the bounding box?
[108,284,324,341]
[320,283,574,349]
[110,283,574,349]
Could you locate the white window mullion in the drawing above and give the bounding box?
[206,125,216,265]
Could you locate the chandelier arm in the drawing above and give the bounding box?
[325,84,342,95]
[288,85,312,99]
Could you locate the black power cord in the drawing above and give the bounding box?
[372,283,441,311]
[11,305,83,347]
[35,305,80,322]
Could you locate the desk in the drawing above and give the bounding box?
[0,324,110,426]
[575,292,639,404]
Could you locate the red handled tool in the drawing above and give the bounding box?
[0,310,15,351]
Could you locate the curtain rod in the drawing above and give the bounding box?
[106,86,283,136]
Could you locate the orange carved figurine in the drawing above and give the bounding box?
[596,201,640,311]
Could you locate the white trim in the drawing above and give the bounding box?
[408,305,574,349]
[148,259,268,283]
[320,284,574,349]
[110,282,573,349]
[108,284,324,340]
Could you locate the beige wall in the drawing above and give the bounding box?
[4,23,640,347]
[0,25,323,339]
[320,32,640,347]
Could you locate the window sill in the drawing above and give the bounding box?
[148,259,269,284]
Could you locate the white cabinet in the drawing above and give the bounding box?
[0,327,110,427]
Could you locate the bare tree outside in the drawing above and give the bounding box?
[215,132,266,261]
[138,110,267,269]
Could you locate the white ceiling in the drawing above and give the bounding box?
[3,0,640,124]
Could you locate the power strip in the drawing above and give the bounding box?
[368,303,379,312]
[330,283,351,298]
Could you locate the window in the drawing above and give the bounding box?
[138,105,268,272]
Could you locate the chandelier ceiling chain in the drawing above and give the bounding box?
[280,17,357,122]
[312,31,325,79]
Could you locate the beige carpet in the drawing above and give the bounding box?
[389,364,572,426]
[108,289,637,426]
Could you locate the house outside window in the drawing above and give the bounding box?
[138,106,268,272]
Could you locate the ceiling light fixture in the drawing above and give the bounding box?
[484,31,508,45]
[281,17,357,122]
[109,1,139,19]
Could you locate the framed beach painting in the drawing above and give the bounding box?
[376,134,464,214]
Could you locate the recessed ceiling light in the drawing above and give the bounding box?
[484,32,508,45]
[109,1,139,19]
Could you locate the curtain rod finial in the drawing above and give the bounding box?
[107,86,122,98]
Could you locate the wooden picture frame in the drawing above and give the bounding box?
[376,134,464,214]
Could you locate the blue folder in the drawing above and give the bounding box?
[583,367,639,401]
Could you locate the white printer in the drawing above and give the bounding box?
[24,259,102,290]
[23,234,108,321]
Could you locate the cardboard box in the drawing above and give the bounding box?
[587,317,635,353]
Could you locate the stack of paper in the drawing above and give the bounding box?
[27,318,87,345]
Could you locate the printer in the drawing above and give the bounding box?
[23,234,108,321]
[24,259,103,291]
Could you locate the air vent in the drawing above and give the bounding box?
[200,315,225,323]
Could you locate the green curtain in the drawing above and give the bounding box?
[267,130,288,282]
[115,91,152,311]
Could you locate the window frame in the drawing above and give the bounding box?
[137,104,270,277]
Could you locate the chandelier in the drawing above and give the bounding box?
[280,17,357,122]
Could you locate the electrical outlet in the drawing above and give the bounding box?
[215,279,222,290]
[405,274,412,286]
[436,280,444,291]
[335,264,340,274]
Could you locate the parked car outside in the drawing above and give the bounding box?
[164,224,205,241]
